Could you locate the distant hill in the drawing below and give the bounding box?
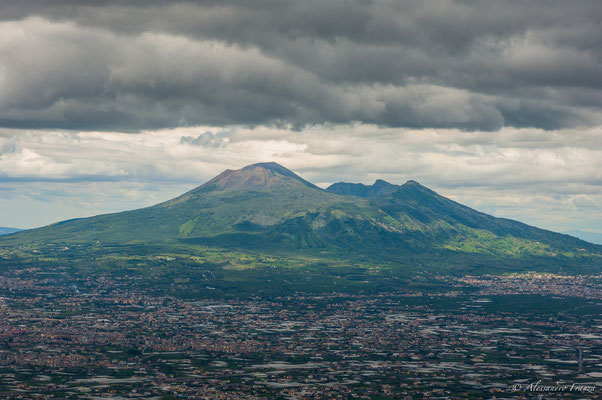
[0,227,21,236]
[564,230,602,245]
[326,179,400,198]
[1,162,600,296]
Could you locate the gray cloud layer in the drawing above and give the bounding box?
[1,1,601,131]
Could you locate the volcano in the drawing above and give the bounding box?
[1,162,600,279]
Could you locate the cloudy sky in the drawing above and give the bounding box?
[0,0,601,234]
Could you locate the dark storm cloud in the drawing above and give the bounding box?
[0,0,601,131]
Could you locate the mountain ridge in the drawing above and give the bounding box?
[326,179,400,198]
[1,162,600,282]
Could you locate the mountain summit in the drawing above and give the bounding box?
[198,162,320,192]
[1,162,600,278]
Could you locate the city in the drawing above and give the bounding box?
[0,267,600,399]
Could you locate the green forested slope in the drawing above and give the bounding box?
[1,162,600,280]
